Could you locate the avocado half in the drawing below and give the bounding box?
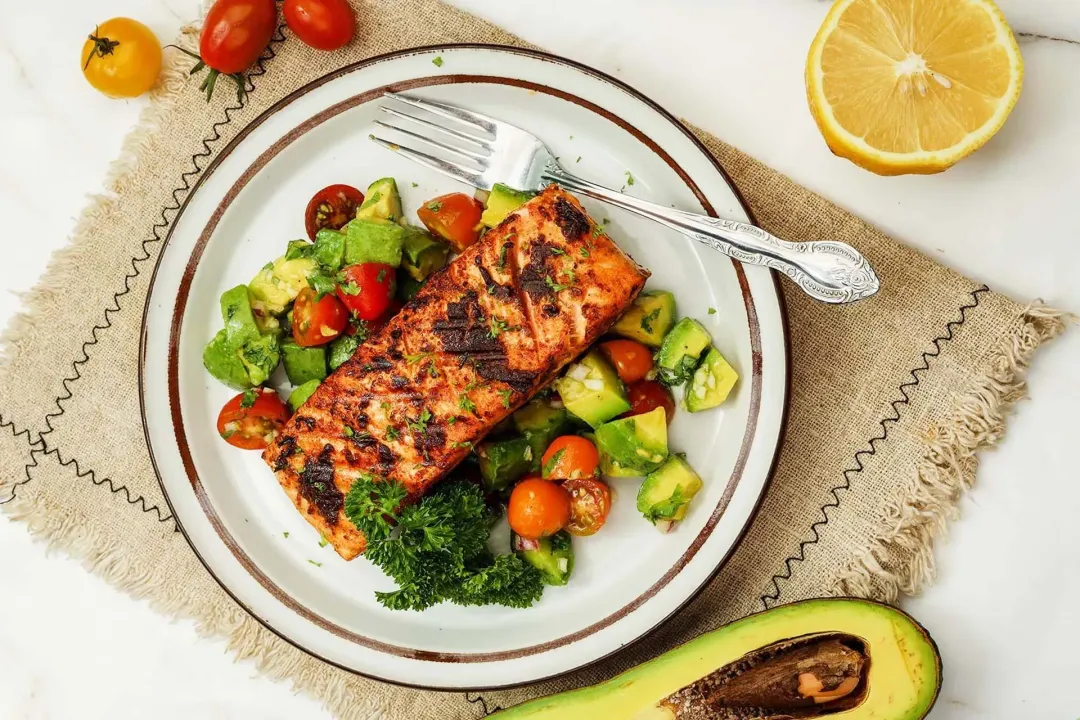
[490,598,941,720]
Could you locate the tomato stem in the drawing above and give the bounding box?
[84,27,121,70]
[166,44,248,104]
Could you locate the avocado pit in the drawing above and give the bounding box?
[658,634,869,719]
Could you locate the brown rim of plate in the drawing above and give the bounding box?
[139,44,790,690]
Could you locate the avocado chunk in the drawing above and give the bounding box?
[328,333,362,371]
[248,254,318,317]
[219,285,261,346]
[686,346,739,412]
[637,454,703,526]
[343,219,405,267]
[480,183,536,228]
[288,379,321,411]
[354,177,403,223]
[613,290,677,347]
[312,228,346,271]
[595,407,668,477]
[202,329,254,389]
[553,350,630,429]
[655,317,712,387]
[281,340,328,385]
[476,436,534,491]
[513,530,574,586]
[235,334,280,387]
[513,398,569,470]
[397,272,425,302]
[401,226,450,281]
[488,597,942,720]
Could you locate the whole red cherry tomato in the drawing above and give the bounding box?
[283,0,355,51]
[304,184,363,241]
[185,0,278,101]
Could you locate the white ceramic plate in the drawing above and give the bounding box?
[141,45,788,689]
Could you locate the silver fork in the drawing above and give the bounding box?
[371,92,879,304]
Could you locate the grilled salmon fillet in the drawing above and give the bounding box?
[263,186,649,559]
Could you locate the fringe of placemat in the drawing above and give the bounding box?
[0,27,199,376]
[831,305,1072,602]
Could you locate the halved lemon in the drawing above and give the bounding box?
[806,0,1023,175]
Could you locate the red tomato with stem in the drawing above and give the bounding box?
[624,380,676,423]
[335,263,396,321]
[216,388,290,450]
[417,193,484,252]
[188,0,278,101]
[292,287,348,346]
[508,476,571,540]
[541,436,599,480]
[600,339,654,384]
[562,477,612,536]
[304,184,363,241]
[283,0,355,51]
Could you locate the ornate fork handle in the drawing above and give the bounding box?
[544,167,880,304]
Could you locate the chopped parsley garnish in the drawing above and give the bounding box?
[459,393,477,414]
[343,425,355,437]
[498,389,512,408]
[343,477,544,610]
[542,448,566,477]
[283,531,290,539]
[625,171,635,186]
[386,426,400,441]
[561,267,576,284]
[307,270,337,298]
[640,307,661,334]
[452,441,473,450]
[318,535,329,548]
[339,281,361,296]
[432,56,444,67]
[381,401,391,412]
[427,362,439,378]
[575,156,581,163]
[708,307,717,315]
[580,247,591,258]
[489,316,511,338]
[497,240,513,271]
[262,261,274,271]
[407,408,432,435]
[591,223,605,238]
[377,268,388,283]
[426,201,443,212]
[405,351,436,364]
[411,182,418,188]
[549,247,566,255]
[308,560,323,568]
[447,416,458,425]
[240,388,259,408]
[545,276,569,293]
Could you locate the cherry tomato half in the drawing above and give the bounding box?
[600,339,654,384]
[508,476,571,540]
[304,184,363,241]
[563,477,612,536]
[292,287,348,347]
[541,436,599,480]
[283,0,355,51]
[216,388,290,450]
[336,263,396,321]
[417,193,484,253]
[624,380,676,423]
[81,18,162,99]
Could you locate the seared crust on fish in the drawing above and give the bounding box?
[263,186,649,559]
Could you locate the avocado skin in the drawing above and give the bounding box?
[488,597,942,720]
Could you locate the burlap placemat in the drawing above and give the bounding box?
[0,1,1067,717]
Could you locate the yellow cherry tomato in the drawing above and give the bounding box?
[81,18,162,98]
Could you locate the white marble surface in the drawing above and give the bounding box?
[1,0,1078,717]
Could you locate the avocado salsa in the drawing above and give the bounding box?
[203,176,741,610]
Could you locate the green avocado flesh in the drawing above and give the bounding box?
[596,407,668,477]
[685,346,739,412]
[514,530,574,586]
[489,598,942,720]
[401,226,450,281]
[344,219,405,267]
[355,177,403,222]
[655,317,712,387]
[554,350,630,429]
[281,340,328,385]
[288,379,320,411]
[477,436,534,491]
[248,255,316,317]
[514,398,569,470]
[481,183,536,228]
[203,285,280,389]
[613,290,677,347]
[637,454,702,525]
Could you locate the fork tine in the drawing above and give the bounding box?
[369,134,491,191]
[378,106,490,148]
[373,120,490,164]
[383,92,497,135]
